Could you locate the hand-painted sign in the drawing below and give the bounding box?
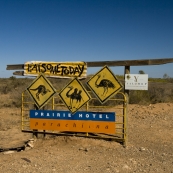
[125,74,148,90]
[24,61,87,79]
[27,73,56,109]
[87,66,123,103]
[59,78,91,114]
[30,110,116,134]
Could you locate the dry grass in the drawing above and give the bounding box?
[0,77,173,109]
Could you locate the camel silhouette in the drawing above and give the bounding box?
[75,90,83,108]
[66,86,83,109]
[95,74,115,96]
[30,85,50,101]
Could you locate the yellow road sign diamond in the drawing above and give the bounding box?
[27,73,56,109]
[59,78,91,114]
[87,66,123,104]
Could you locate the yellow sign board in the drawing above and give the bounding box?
[87,66,123,103]
[59,78,91,114]
[27,73,56,109]
[24,61,87,79]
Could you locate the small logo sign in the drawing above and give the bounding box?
[59,78,91,114]
[27,73,56,109]
[87,66,123,103]
[125,74,148,90]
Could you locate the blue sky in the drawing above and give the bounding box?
[0,0,173,78]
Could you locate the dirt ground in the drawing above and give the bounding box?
[0,103,173,173]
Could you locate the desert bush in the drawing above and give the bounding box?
[129,81,173,104]
[129,90,150,104]
[0,77,173,108]
[1,85,11,94]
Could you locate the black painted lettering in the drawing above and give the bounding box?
[41,64,47,73]
[78,65,84,77]
[51,65,57,74]
[105,125,109,129]
[96,125,100,129]
[56,64,61,73]
[28,64,32,72]
[47,64,52,71]
[26,63,85,77]
[38,64,41,72]
[74,66,80,74]
[69,66,74,74]
[61,66,67,75]
[32,64,37,72]
[64,68,69,75]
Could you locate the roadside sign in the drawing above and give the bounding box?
[27,73,56,109]
[59,78,91,114]
[30,110,116,134]
[125,74,148,90]
[24,61,87,79]
[87,66,123,103]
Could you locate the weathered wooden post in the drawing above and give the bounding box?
[123,66,130,147]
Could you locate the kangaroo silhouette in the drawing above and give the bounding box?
[30,85,50,101]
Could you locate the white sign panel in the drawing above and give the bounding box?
[125,74,148,90]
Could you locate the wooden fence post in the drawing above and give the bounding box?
[123,66,130,147]
[33,104,38,139]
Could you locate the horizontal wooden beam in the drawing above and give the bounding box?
[13,71,24,76]
[7,64,24,70]
[86,58,173,67]
[6,58,173,70]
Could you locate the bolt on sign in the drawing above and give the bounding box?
[87,66,123,104]
[59,78,91,114]
[24,61,87,79]
[125,74,148,90]
[27,73,56,109]
[30,110,116,134]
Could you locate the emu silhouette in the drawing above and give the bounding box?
[30,85,50,101]
[66,86,83,109]
[95,74,115,96]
